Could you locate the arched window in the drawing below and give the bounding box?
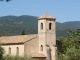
[9,47,11,54]
[16,47,19,55]
[49,23,52,30]
[41,23,43,30]
[41,45,43,51]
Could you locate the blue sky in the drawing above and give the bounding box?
[0,0,80,22]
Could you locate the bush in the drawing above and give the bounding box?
[3,55,38,60]
[0,45,4,60]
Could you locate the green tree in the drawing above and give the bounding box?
[64,46,80,60]
[21,29,25,35]
[58,37,68,54]
[57,29,80,60]
[0,35,2,37]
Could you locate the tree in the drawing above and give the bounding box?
[64,46,80,60]
[21,29,25,35]
[0,34,2,37]
[67,29,80,49]
[57,29,80,60]
[58,37,68,54]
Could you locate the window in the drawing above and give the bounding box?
[41,45,43,51]
[16,47,19,55]
[9,47,11,54]
[49,23,52,30]
[41,23,43,30]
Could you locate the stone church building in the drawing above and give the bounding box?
[0,13,61,60]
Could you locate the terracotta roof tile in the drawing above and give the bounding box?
[38,13,56,20]
[0,34,38,44]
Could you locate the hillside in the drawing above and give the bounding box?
[0,15,80,38]
[63,21,80,27]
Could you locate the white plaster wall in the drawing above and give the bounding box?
[2,44,24,56]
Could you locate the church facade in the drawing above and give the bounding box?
[0,13,57,60]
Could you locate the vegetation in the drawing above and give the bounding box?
[0,15,80,60]
[0,45,4,60]
[0,35,2,37]
[0,29,80,60]
[0,15,38,36]
[0,15,80,37]
[57,29,80,60]
[3,55,38,60]
[21,29,25,35]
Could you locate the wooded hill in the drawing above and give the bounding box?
[0,15,80,38]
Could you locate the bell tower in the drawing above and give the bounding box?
[38,13,56,60]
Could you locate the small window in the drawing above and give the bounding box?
[41,23,43,30]
[41,45,43,51]
[16,47,19,55]
[9,47,11,54]
[49,23,52,30]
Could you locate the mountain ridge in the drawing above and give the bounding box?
[0,15,80,38]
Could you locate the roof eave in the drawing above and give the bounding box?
[1,42,24,45]
[37,18,56,20]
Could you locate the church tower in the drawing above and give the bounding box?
[38,13,56,60]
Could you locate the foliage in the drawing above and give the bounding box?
[0,15,80,37]
[57,29,80,60]
[0,45,4,60]
[3,55,38,60]
[0,35,2,37]
[56,50,63,60]
[64,46,80,60]
[0,15,38,36]
[58,37,68,54]
[21,29,25,35]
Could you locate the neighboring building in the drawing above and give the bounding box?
[0,13,61,60]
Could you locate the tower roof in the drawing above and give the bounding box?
[38,13,56,20]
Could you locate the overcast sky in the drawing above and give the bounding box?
[0,0,80,22]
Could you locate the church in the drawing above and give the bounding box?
[0,13,62,60]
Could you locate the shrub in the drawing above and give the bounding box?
[3,55,38,60]
[0,45,4,60]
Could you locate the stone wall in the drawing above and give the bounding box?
[24,37,39,55]
[2,44,24,56]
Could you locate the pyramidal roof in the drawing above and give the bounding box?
[38,13,56,20]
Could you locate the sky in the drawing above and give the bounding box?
[0,0,80,23]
